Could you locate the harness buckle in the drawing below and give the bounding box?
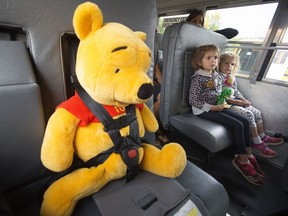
[119,137,140,182]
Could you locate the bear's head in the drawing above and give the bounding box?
[73,2,154,107]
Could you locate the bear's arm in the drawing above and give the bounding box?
[41,108,80,172]
[140,103,158,133]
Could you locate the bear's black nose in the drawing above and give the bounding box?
[137,83,154,100]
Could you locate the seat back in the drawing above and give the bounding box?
[0,38,48,210]
[159,22,233,153]
[155,32,164,71]
[160,22,227,129]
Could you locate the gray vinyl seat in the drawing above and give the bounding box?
[0,1,229,215]
[160,21,232,153]
[0,40,49,215]
[155,32,164,71]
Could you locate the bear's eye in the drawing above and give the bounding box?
[115,68,120,73]
[112,46,127,53]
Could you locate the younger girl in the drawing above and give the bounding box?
[189,44,264,186]
[218,53,283,158]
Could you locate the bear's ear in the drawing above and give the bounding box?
[134,31,146,41]
[73,2,103,41]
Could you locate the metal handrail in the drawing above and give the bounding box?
[226,45,288,51]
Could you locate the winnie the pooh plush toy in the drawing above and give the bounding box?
[40,2,187,216]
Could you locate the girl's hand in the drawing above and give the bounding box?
[210,105,224,112]
[242,99,251,107]
[236,100,245,106]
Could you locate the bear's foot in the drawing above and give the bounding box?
[140,143,187,178]
[41,165,109,216]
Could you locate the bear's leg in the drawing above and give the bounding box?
[40,153,128,216]
[140,143,187,178]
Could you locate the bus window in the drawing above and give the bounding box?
[156,2,288,84]
[265,29,288,82]
[157,14,188,34]
[206,3,278,77]
[205,3,278,42]
[282,30,288,43]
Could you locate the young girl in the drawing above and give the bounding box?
[189,44,264,186]
[218,53,283,158]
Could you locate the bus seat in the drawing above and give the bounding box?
[155,32,164,71]
[160,21,232,153]
[0,40,50,215]
[0,1,229,215]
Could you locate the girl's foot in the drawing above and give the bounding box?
[248,156,265,177]
[251,142,277,158]
[262,135,284,146]
[232,158,264,186]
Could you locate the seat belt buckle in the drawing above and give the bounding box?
[120,141,140,183]
[121,145,139,169]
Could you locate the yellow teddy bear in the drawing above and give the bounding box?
[40,2,186,216]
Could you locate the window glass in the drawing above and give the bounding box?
[282,29,288,43]
[265,25,288,81]
[157,14,188,34]
[205,3,278,42]
[217,3,278,77]
[225,45,261,76]
[266,49,288,81]
[157,3,278,41]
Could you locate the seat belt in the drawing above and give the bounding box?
[75,82,141,182]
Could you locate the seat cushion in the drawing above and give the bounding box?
[170,113,232,153]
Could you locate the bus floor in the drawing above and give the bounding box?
[166,130,288,216]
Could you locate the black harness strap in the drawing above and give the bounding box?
[75,83,141,182]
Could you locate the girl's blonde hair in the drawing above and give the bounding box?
[192,44,220,71]
[219,52,240,74]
